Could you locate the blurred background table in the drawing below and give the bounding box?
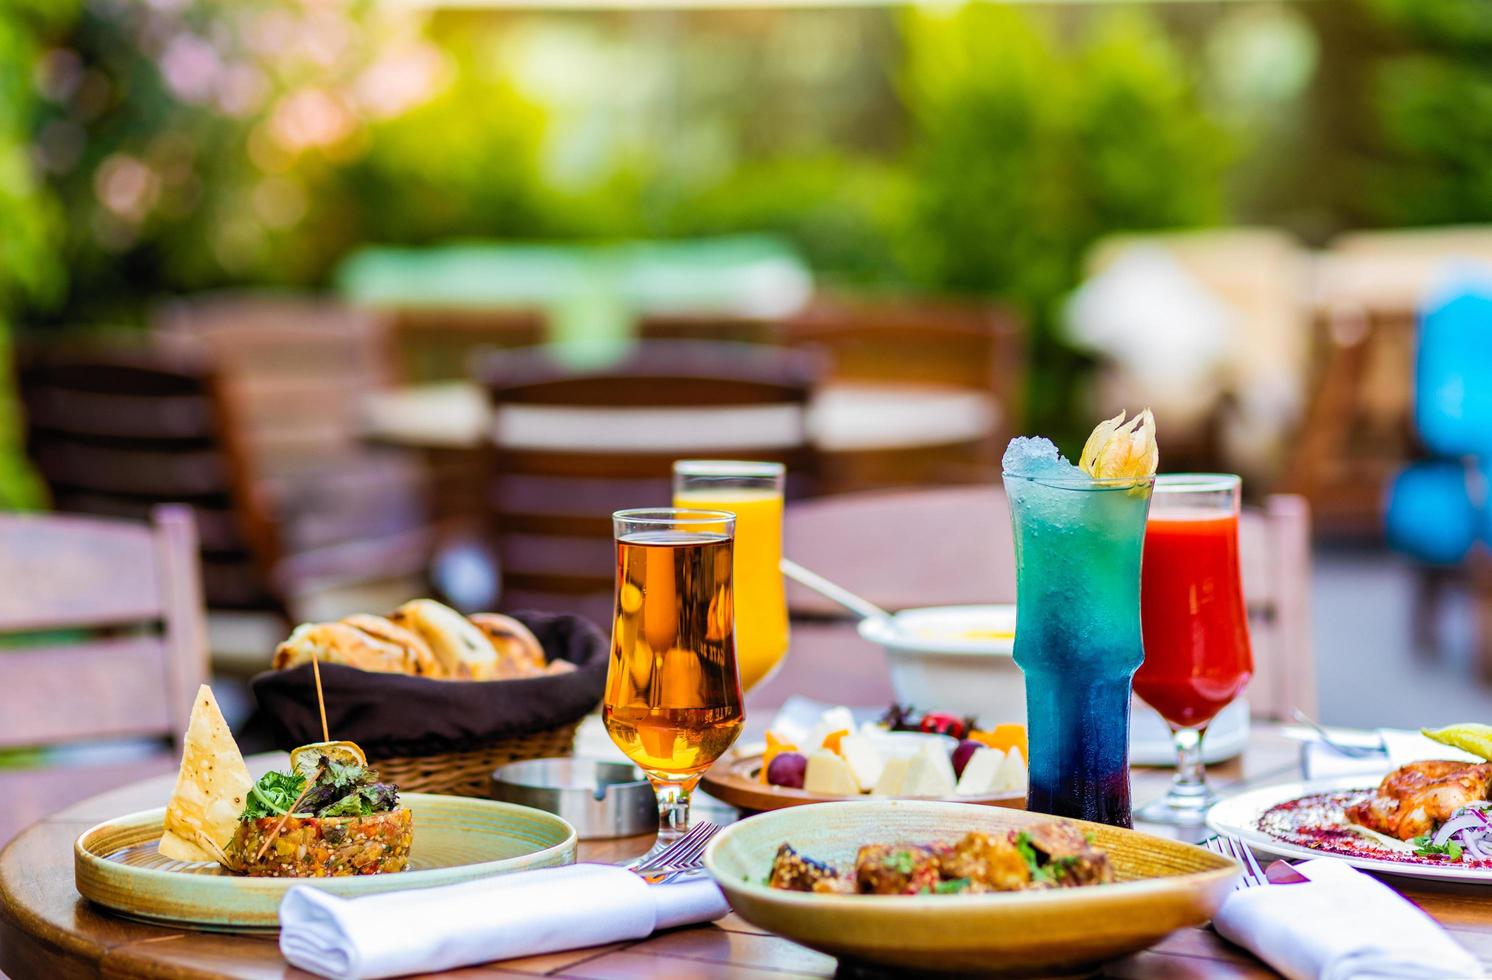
[6,729,1492,979]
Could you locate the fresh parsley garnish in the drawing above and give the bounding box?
[1411,835,1463,861]
[935,877,972,894]
[1013,832,1054,883]
[887,850,916,874]
[239,758,398,820]
[242,771,306,819]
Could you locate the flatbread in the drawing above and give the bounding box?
[158,685,254,865]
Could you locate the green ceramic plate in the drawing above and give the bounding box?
[705,800,1238,977]
[75,793,576,932]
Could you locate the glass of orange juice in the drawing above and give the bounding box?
[672,460,789,691]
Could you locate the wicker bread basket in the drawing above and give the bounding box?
[252,611,607,798]
[368,721,583,797]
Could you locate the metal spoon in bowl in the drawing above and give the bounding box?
[779,558,893,623]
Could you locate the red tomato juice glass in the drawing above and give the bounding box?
[1134,473,1253,824]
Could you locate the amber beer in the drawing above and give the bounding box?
[604,509,743,861]
[605,529,744,778]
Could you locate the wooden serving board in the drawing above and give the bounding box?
[700,753,1026,812]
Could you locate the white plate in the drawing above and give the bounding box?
[1206,775,1492,884]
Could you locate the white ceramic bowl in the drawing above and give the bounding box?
[856,603,1249,764]
[857,604,1024,726]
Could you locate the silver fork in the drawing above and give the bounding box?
[1291,709,1387,760]
[630,821,721,879]
[1204,834,1266,889]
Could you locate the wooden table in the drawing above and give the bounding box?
[5,730,1492,979]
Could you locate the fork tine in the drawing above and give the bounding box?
[633,821,713,873]
[1202,835,1253,889]
[1225,836,1262,888]
[667,823,721,869]
[1235,838,1267,885]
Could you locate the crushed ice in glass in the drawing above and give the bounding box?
[1002,437,1085,479]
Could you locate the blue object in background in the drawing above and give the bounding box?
[1385,460,1480,565]
[1417,285,1492,457]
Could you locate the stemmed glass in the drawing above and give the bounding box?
[602,508,745,864]
[1134,474,1254,824]
[672,461,789,691]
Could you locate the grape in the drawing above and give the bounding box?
[951,740,982,779]
[766,752,808,789]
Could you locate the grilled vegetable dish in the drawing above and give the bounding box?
[768,821,1112,895]
[225,747,412,877]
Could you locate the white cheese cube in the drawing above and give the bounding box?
[809,707,857,750]
[872,756,911,796]
[901,742,957,797]
[804,749,862,795]
[991,747,1028,796]
[838,734,885,790]
[954,747,1006,796]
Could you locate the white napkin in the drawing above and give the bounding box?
[279,863,731,980]
[1301,729,1480,781]
[1214,858,1483,979]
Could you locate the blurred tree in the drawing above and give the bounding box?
[898,4,1228,438]
[1361,0,1492,225]
[0,0,69,508]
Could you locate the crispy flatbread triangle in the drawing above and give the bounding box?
[158,685,254,865]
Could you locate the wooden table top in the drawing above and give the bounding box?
[5,729,1492,979]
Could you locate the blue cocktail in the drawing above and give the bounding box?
[1003,438,1153,827]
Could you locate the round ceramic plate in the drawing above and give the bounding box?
[700,753,1025,812]
[705,799,1238,976]
[1207,775,1492,884]
[75,793,577,932]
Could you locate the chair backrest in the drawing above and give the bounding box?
[0,506,209,839]
[154,294,392,474]
[787,296,1023,401]
[382,308,547,384]
[19,343,278,610]
[478,340,822,622]
[780,484,1316,719]
[1238,493,1316,720]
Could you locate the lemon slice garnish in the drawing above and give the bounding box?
[289,741,367,780]
[1422,724,1492,761]
[1080,408,1158,481]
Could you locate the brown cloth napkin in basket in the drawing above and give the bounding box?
[251,611,608,758]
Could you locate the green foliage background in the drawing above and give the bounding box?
[0,0,1484,462]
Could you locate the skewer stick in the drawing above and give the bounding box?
[253,781,317,863]
[248,657,332,866]
[311,655,330,744]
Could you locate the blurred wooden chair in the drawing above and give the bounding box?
[477,341,823,624]
[783,296,1024,494]
[153,294,439,618]
[382,308,547,384]
[153,293,395,472]
[752,485,1315,720]
[19,343,277,612]
[0,506,208,843]
[19,340,436,627]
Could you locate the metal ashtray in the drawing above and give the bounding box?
[491,758,656,840]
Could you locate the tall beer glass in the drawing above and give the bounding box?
[603,508,744,862]
[672,460,788,691]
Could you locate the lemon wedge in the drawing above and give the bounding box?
[1080,408,1158,481]
[290,741,368,780]
[1422,724,1492,761]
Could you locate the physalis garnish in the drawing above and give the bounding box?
[1079,409,1158,481]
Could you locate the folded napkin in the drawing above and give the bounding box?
[279,863,731,980]
[1301,729,1480,781]
[1214,858,1483,979]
